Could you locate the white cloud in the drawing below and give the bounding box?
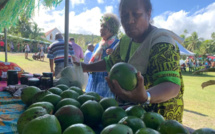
[33,2,215,40]
[105,6,113,13]
[69,7,103,35]
[97,0,104,4]
[32,5,65,33]
[32,6,103,36]
[153,2,215,40]
[70,0,85,8]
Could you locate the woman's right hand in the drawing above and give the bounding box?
[73,62,88,72]
[106,48,114,55]
[106,72,147,103]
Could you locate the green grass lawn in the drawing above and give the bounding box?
[0,52,50,74]
[0,52,215,129]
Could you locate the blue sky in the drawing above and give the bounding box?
[33,0,215,39]
[151,0,213,17]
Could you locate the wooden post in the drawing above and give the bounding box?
[4,28,7,62]
[64,0,69,67]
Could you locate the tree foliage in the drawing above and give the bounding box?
[8,15,45,41]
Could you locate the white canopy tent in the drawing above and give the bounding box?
[175,41,195,56]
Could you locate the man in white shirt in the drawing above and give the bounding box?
[84,43,94,64]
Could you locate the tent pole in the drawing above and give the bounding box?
[64,0,69,67]
[4,28,8,62]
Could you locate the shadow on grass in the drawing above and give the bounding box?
[39,60,48,63]
[32,59,48,63]
[181,71,215,77]
[26,58,33,61]
[184,109,208,117]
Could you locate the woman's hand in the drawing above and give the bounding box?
[106,72,148,103]
[106,48,114,55]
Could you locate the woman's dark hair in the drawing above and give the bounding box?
[119,0,152,14]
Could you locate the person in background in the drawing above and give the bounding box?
[84,43,94,64]
[47,33,74,78]
[211,60,215,68]
[10,41,14,52]
[85,13,120,98]
[69,38,84,62]
[45,45,48,53]
[185,57,189,68]
[204,59,211,69]
[75,0,185,124]
[40,44,45,61]
[0,37,5,51]
[181,63,186,72]
[17,43,20,52]
[24,43,30,59]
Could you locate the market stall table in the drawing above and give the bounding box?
[0,81,26,134]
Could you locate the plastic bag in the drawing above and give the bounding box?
[56,64,86,89]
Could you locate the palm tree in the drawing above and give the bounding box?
[200,40,214,55]
[211,32,215,40]
[211,32,215,50]
[30,22,45,41]
[181,29,188,48]
[186,32,201,52]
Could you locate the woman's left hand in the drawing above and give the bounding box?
[106,48,114,55]
[106,72,148,103]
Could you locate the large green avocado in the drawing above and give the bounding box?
[80,100,104,127]
[77,94,96,105]
[60,90,79,100]
[40,94,62,106]
[63,123,95,134]
[56,84,69,91]
[118,116,146,133]
[28,101,54,114]
[17,106,48,134]
[101,124,133,134]
[55,105,84,131]
[32,90,52,103]
[158,120,189,134]
[22,115,61,134]
[193,128,215,134]
[69,86,83,95]
[109,62,137,91]
[55,98,81,111]
[48,87,63,95]
[21,86,41,105]
[84,92,101,102]
[142,112,165,130]
[99,97,118,110]
[102,106,127,127]
[125,105,146,118]
[135,128,160,134]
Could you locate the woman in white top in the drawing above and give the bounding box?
[24,44,30,59]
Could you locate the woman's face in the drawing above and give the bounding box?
[120,0,151,42]
[100,22,114,40]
